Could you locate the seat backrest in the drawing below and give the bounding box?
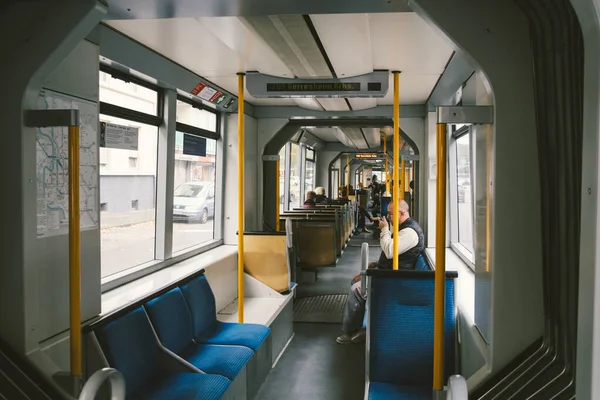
[180,275,218,338]
[367,270,457,387]
[243,233,290,293]
[414,254,431,271]
[94,307,159,397]
[297,223,337,266]
[144,288,194,355]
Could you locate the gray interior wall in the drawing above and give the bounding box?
[0,3,105,382]
[414,0,544,377]
[256,118,289,228]
[570,0,600,397]
[36,40,102,346]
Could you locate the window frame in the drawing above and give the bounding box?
[448,124,476,269]
[99,69,224,292]
[175,96,220,140]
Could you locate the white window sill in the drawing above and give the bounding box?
[425,247,475,323]
[101,245,238,316]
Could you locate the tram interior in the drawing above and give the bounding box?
[0,0,590,399]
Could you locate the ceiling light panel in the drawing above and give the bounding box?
[242,15,332,79]
[309,13,373,78]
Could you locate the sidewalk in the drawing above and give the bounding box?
[100,209,155,229]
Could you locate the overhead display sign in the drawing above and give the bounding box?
[247,70,389,98]
[100,121,139,150]
[189,81,237,110]
[266,82,361,92]
[183,134,207,157]
[356,153,381,159]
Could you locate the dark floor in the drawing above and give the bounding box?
[297,232,382,298]
[256,324,365,400]
[257,229,382,400]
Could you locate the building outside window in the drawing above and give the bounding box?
[99,71,159,278]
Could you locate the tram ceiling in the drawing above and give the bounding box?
[104,0,413,19]
[104,12,456,112]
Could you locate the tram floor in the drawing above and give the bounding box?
[256,323,365,400]
[297,232,382,298]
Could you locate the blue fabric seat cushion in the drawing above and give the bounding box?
[129,372,230,400]
[94,307,160,396]
[194,321,270,351]
[368,382,430,400]
[181,343,254,380]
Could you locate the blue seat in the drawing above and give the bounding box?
[365,269,457,398]
[414,254,431,271]
[362,254,431,329]
[94,306,230,400]
[180,275,270,351]
[368,382,430,399]
[144,288,253,381]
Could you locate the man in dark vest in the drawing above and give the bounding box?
[336,199,425,344]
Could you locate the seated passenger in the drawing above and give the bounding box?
[336,200,425,344]
[303,190,317,208]
[314,186,329,204]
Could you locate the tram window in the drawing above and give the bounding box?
[279,146,287,213]
[172,134,217,253]
[454,132,474,255]
[176,100,217,132]
[289,143,301,209]
[99,71,159,115]
[304,146,315,195]
[99,115,159,278]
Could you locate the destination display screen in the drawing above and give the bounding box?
[356,153,380,159]
[266,82,361,92]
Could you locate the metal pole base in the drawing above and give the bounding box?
[433,388,447,400]
[53,371,82,398]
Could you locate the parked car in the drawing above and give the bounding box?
[173,181,215,224]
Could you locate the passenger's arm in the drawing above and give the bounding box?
[380,227,419,259]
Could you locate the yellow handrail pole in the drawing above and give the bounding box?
[362,165,365,188]
[237,73,245,323]
[400,159,405,200]
[433,123,448,390]
[68,125,81,377]
[275,159,280,231]
[392,71,400,271]
[383,132,389,195]
[346,154,350,194]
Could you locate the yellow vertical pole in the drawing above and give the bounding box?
[433,123,447,390]
[400,159,405,200]
[392,71,400,271]
[68,125,81,377]
[346,154,350,194]
[383,133,389,195]
[275,159,280,231]
[362,165,365,188]
[237,73,245,323]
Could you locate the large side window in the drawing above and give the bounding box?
[289,143,301,209]
[279,146,287,213]
[99,70,160,278]
[172,99,218,254]
[305,146,315,193]
[449,124,475,266]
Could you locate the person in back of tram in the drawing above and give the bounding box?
[336,199,425,344]
[314,186,329,204]
[303,190,317,208]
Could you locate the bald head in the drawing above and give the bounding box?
[387,199,410,225]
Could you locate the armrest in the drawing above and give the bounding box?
[447,374,468,400]
[361,242,369,294]
[365,269,459,279]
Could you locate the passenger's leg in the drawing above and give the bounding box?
[337,277,366,344]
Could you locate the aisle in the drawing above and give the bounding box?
[257,232,382,400]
